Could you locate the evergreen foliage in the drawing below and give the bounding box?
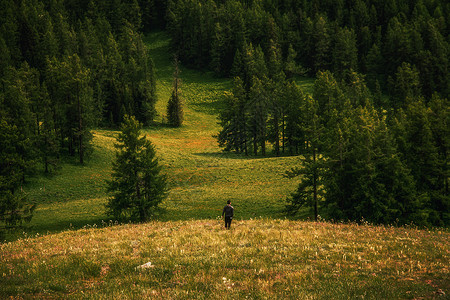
[167,56,184,127]
[1,0,448,227]
[207,0,448,226]
[0,0,161,229]
[0,119,36,236]
[285,95,325,221]
[106,115,167,222]
[167,0,448,100]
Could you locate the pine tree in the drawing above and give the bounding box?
[332,27,358,76]
[428,94,450,225]
[210,22,225,75]
[167,56,184,127]
[283,81,305,155]
[0,117,36,236]
[340,71,372,108]
[313,70,346,125]
[1,63,37,178]
[107,115,167,222]
[119,24,157,125]
[389,62,422,110]
[66,54,94,164]
[217,76,248,154]
[312,16,330,72]
[101,32,124,126]
[365,43,384,90]
[384,18,412,76]
[392,98,444,225]
[284,44,297,79]
[285,95,325,221]
[266,39,285,156]
[284,44,308,79]
[248,76,269,155]
[36,84,60,173]
[323,105,418,224]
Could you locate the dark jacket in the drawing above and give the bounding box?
[222,205,234,217]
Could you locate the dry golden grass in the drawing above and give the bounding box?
[1,219,448,299]
[8,31,448,299]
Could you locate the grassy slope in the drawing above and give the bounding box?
[4,31,448,298]
[1,220,448,298]
[21,31,306,236]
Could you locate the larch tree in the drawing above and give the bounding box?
[0,119,36,237]
[332,27,358,76]
[107,115,167,222]
[286,94,325,221]
[167,55,184,127]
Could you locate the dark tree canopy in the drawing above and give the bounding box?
[107,115,167,222]
[0,0,161,231]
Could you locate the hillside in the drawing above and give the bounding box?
[19,31,306,237]
[1,219,448,298]
[3,31,448,299]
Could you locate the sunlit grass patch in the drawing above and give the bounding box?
[1,220,448,299]
[14,31,314,241]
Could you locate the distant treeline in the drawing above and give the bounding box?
[167,0,449,226]
[167,0,448,98]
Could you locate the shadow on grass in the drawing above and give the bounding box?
[2,217,107,242]
[146,121,181,130]
[194,151,301,160]
[29,217,107,233]
[8,207,172,241]
[190,98,226,115]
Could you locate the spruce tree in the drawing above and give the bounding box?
[107,115,167,222]
[312,16,330,72]
[286,95,325,221]
[167,56,184,127]
[248,76,269,156]
[0,118,36,236]
[283,81,305,155]
[332,27,358,76]
[217,76,248,154]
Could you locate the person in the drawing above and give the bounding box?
[222,200,234,229]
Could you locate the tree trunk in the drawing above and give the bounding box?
[274,112,280,156]
[313,145,318,221]
[77,82,84,164]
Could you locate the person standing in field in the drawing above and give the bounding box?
[222,200,234,230]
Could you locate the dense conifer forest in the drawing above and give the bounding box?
[167,0,449,226]
[0,0,448,229]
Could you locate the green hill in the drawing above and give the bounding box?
[2,31,448,299]
[20,31,305,236]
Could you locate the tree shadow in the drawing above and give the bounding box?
[194,151,295,160]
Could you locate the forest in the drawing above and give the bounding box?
[167,0,449,226]
[0,0,448,229]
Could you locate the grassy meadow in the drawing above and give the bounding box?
[19,31,305,236]
[1,31,448,299]
[1,220,448,299]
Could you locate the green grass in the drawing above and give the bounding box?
[17,30,302,238]
[1,220,448,299]
[2,30,449,299]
